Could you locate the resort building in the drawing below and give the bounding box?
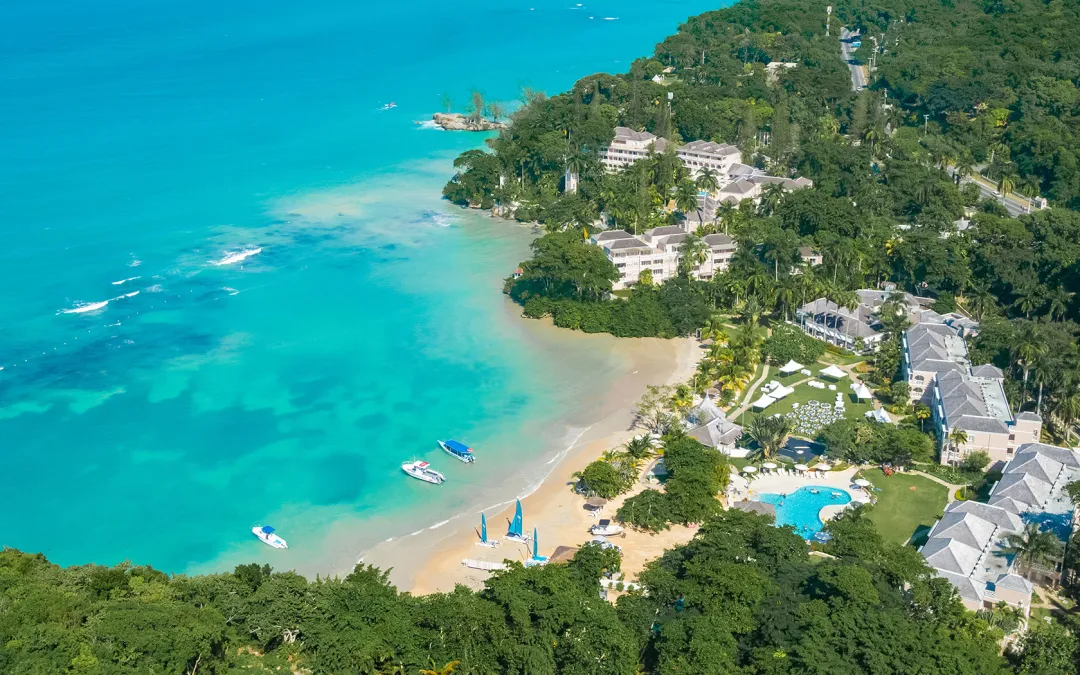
[688,394,744,454]
[598,129,812,205]
[902,322,1041,466]
[920,442,1080,615]
[590,228,737,290]
[599,127,668,172]
[793,290,926,354]
[677,139,743,179]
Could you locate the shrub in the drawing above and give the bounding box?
[617,489,672,532]
[579,460,630,499]
[763,323,827,366]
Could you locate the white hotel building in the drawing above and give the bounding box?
[591,228,736,290]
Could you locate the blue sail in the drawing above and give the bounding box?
[533,527,538,558]
[481,513,488,543]
[509,499,523,537]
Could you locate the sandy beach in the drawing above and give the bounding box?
[360,331,703,593]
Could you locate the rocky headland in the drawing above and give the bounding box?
[430,112,508,132]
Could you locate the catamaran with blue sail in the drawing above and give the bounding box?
[477,512,499,548]
[505,499,529,543]
[438,439,476,463]
[252,525,288,549]
[524,526,548,567]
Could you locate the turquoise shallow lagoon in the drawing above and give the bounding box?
[0,0,723,574]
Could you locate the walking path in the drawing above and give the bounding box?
[907,470,964,503]
[730,365,771,417]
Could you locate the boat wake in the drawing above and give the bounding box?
[111,276,141,285]
[210,247,262,266]
[57,290,140,315]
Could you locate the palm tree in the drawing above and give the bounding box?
[1053,390,1080,447]
[624,436,655,460]
[914,404,931,432]
[998,173,1017,197]
[696,167,720,194]
[1011,285,1041,320]
[1011,323,1047,404]
[947,427,968,461]
[967,282,996,321]
[1046,287,1075,322]
[1002,522,1064,572]
[715,202,737,235]
[678,234,709,278]
[675,180,699,215]
[671,384,694,415]
[758,183,786,217]
[746,415,794,459]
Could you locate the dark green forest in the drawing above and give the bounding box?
[6,508,1077,674]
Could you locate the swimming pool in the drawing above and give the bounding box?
[759,486,852,538]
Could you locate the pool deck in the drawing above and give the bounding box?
[728,466,866,526]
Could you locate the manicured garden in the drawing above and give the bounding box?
[736,379,874,436]
[857,468,948,545]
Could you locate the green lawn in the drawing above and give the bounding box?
[737,380,874,436]
[858,469,948,546]
[817,349,866,366]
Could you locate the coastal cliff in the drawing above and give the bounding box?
[431,112,507,132]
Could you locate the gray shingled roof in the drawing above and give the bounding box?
[605,237,652,251]
[1016,411,1043,422]
[732,500,777,518]
[680,139,740,157]
[703,233,735,248]
[594,229,635,242]
[645,225,685,238]
[612,126,657,143]
[970,364,1005,379]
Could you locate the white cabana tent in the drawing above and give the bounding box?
[819,364,846,380]
[771,385,796,399]
[852,383,873,400]
[751,394,776,410]
[779,359,804,375]
[865,408,891,424]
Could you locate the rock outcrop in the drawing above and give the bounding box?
[432,113,508,132]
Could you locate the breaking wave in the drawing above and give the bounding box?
[210,247,262,266]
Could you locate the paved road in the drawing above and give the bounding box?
[946,168,1033,217]
[839,28,866,91]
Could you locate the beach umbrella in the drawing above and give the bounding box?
[584,496,607,511]
[762,462,778,469]
[853,478,871,487]
[794,464,809,471]
[813,462,830,470]
[742,465,757,473]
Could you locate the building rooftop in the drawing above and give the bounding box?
[612,126,657,144]
[592,229,636,242]
[680,139,740,157]
[643,225,685,239]
[703,233,735,247]
[604,237,653,251]
[922,443,1080,609]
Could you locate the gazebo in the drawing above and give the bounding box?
[852,383,873,400]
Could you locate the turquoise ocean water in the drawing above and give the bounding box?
[0,0,722,574]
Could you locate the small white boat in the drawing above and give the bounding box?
[590,519,624,537]
[402,460,445,485]
[252,525,288,549]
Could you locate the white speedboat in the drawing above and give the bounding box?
[252,525,288,549]
[402,460,445,484]
[590,519,624,536]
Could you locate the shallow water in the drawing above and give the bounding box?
[0,0,726,573]
[760,486,853,537]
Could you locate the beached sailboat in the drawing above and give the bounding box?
[477,512,499,548]
[590,518,624,536]
[438,439,476,463]
[402,460,445,485]
[505,499,529,543]
[524,526,548,567]
[252,525,288,549]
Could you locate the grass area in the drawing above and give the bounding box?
[737,380,874,436]
[817,349,866,366]
[724,363,766,411]
[858,469,948,546]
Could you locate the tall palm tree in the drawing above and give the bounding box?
[1011,285,1041,320]
[675,180,699,215]
[624,436,654,460]
[1046,287,1075,322]
[1011,323,1047,404]
[948,427,969,461]
[1002,522,1064,572]
[967,282,996,321]
[746,415,794,460]
[715,202,737,235]
[1052,389,1080,447]
[679,234,709,278]
[998,173,1017,197]
[696,167,720,194]
[758,183,786,217]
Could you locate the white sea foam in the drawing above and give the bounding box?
[129,258,142,267]
[211,247,262,266]
[112,276,141,285]
[223,287,240,296]
[428,519,451,530]
[415,120,443,131]
[145,284,163,293]
[603,16,619,20]
[59,300,109,315]
[116,291,139,300]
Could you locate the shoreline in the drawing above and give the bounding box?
[360,330,702,593]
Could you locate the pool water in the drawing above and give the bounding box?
[759,486,852,538]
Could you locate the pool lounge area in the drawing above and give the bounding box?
[759,486,852,538]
